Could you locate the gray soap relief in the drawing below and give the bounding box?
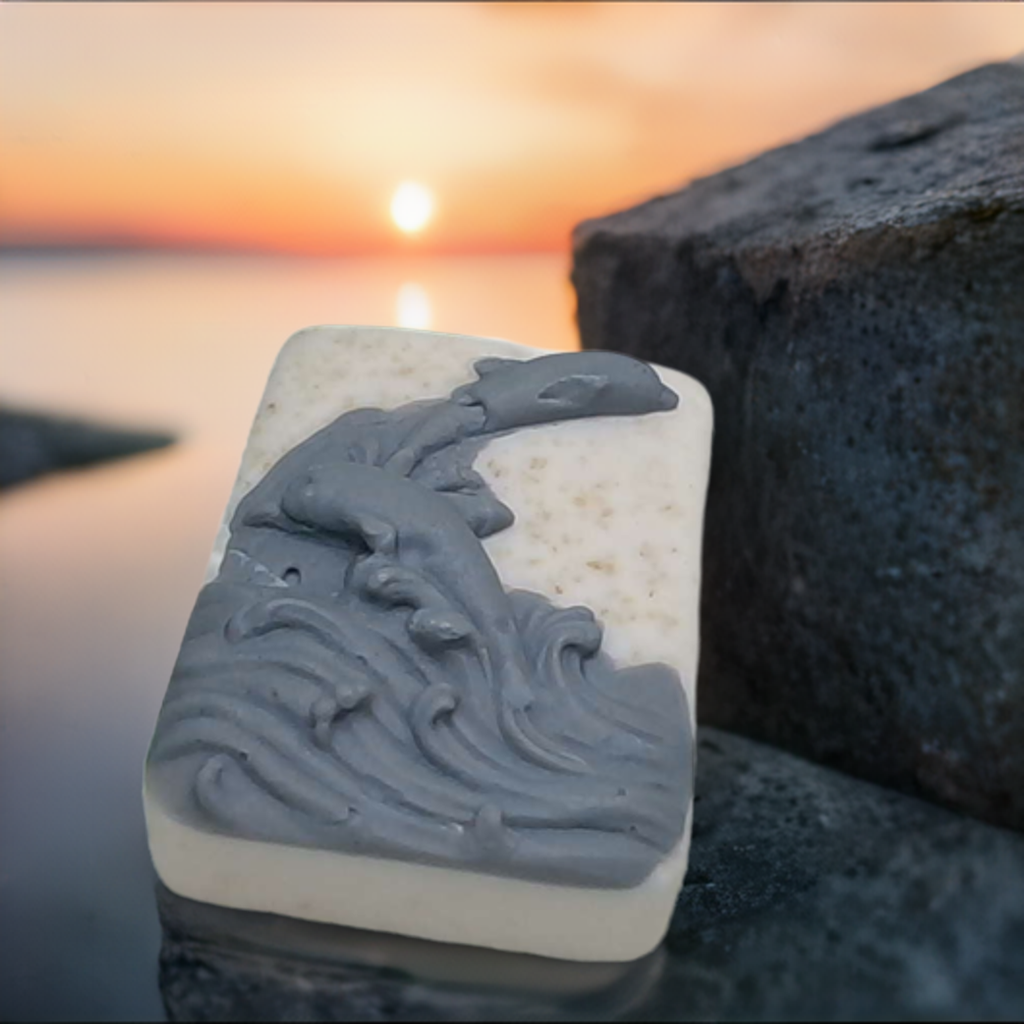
[147,352,693,888]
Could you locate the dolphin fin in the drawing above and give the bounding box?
[474,357,517,378]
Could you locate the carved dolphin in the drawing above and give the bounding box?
[279,460,586,773]
[451,352,678,435]
[153,351,692,887]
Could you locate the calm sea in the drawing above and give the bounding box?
[0,251,577,1018]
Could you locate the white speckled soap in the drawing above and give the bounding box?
[144,326,713,962]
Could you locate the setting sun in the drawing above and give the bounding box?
[1,5,1022,255]
[390,182,434,235]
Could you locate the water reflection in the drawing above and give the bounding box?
[0,252,576,443]
[395,281,433,329]
[156,883,664,1022]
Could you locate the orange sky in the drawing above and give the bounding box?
[2,3,1023,255]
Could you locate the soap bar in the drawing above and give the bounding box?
[144,326,713,962]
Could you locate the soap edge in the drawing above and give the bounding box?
[143,776,691,963]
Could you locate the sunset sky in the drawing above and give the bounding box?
[2,3,1023,255]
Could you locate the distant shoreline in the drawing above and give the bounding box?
[0,407,176,491]
[0,242,287,260]
[0,241,568,260]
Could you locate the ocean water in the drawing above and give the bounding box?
[0,251,577,1020]
[0,251,577,435]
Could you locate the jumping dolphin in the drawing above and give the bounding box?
[150,351,692,889]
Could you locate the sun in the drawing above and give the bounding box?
[390,181,434,234]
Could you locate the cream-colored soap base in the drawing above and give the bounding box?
[148,327,710,963]
[145,783,690,963]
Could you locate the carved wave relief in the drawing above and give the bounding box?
[147,352,694,888]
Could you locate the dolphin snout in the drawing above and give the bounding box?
[657,383,679,411]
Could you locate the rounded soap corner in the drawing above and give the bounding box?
[264,325,319,378]
[609,910,675,966]
[277,323,335,357]
[687,373,714,422]
[637,926,673,965]
[655,363,713,421]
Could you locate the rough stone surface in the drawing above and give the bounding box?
[571,61,1024,829]
[156,729,1024,1021]
[661,730,1024,1021]
[0,407,175,490]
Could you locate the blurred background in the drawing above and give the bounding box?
[4,3,1024,430]
[2,4,1024,1019]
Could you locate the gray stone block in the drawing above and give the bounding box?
[571,61,1024,829]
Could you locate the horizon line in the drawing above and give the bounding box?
[0,238,571,259]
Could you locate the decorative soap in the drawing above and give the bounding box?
[144,326,713,962]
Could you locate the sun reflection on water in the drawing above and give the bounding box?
[394,281,432,329]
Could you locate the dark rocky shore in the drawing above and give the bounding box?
[0,407,175,490]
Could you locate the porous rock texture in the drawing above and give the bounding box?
[572,61,1024,830]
